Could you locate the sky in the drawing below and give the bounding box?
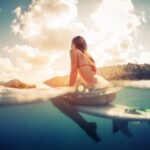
[0,0,150,83]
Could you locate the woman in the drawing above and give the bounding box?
[52,36,116,143]
[69,35,115,104]
[69,36,110,89]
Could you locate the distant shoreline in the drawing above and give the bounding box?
[44,63,150,87]
[0,63,150,88]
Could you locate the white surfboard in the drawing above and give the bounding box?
[76,104,150,122]
[72,86,150,122]
[76,104,150,137]
[73,86,150,123]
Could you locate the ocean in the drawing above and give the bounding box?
[0,82,150,150]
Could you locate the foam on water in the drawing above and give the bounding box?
[125,80,150,89]
[0,80,149,106]
[0,86,75,106]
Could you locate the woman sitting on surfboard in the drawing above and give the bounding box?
[69,35,110,89]
[52,36,117,143]
[69,36,115,104]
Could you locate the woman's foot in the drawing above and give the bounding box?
[86,122,101,143]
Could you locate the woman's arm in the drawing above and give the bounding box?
[69,49,78,87]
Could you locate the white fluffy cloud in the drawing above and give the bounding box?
[11,0,85,50]
[0,45,70,83]
[85,0,146,66]
[11,0,146,65]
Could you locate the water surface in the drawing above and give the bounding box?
[0,82,150,150]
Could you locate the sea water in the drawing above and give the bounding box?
[0,82,150,150]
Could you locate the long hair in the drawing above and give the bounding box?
[72,35,96,64]
[72,36,87,53]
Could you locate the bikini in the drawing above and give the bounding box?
[77,51,97,73]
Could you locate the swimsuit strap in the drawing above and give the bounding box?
[79,64,91,67]
[83,52,93,66]
[83,52,97,73]
[77,50,96,74]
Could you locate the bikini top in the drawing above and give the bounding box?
[77,51,97,73]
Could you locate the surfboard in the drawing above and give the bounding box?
[76,104,150,122]
[66,86,149,137]
[76,104,150,137]
[0,85,120,106]
[61,86,121,105]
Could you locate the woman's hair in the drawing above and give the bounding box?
[72,36,87,53]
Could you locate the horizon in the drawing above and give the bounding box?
[0,0,150,83]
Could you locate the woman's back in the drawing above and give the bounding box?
[77,50,98,87]
[69,35,110,89]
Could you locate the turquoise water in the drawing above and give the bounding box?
[0,87,150,150]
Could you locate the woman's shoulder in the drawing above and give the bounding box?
[70,48,82,55]
[70,49,78,58]
[70,48,76,54]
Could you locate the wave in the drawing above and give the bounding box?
[124,80,150,89]
[0,86,75,106]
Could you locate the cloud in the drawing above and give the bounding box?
[0,44,70,83]
[85,0,146,66]
[11,0,146,65]
[11,0,85,51]
[13,6,21,17]
[0,57,20,82]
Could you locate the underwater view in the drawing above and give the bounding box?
[0,81,150,150]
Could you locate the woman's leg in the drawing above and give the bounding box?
[51,97,100,142]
